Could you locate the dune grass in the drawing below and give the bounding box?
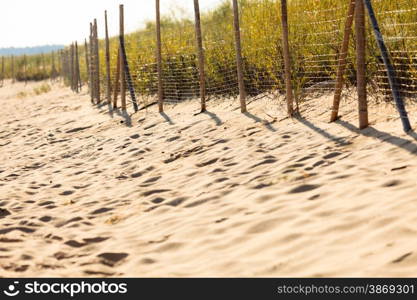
[2,0,416,103]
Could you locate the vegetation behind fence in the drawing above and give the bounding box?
[1,0,416,129]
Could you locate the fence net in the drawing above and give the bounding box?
[368,0,417,102]
[7,0,413,125]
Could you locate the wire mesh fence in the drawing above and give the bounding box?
[3,0,416,131]
[368,0,417,100]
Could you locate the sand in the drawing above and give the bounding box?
[0,80,417,277]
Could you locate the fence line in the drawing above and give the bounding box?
[1,0,416,133]
[75,0,417,132]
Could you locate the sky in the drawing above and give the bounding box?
[0,0,224,48]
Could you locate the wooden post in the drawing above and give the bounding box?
[363,0,411,132]
[105,10,112,103]
[232,0,247,113]
[113,48,121,109]
[70,43,75,91]
[280,0,294,116]
[75,41,81,92]
[24,55,27,85]
[119,35,139,112]
[89,23,95,102]
[41,53,46,74]
[355,0,368,129]
[60,50,65,81]
[1,56,4,85]
[156,0,164,112]
[37,54,41,76]
[59,51,64,80]
[11,55,14,83]
[119,5,126,110]
[84,39,91,99]
[330,0,356,122]
[94,19,101,103]
[51,51,56,79]
[193,0,206,112]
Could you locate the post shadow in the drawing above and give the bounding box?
[107,101,113,118]
[114,108,132,127]
[243,112,277,132]
[295,116,352,146]
[336,118,417,156]
[96,101,108,109]
[160,112,174,125]
[92,100,113,118]
[203,110,223,126]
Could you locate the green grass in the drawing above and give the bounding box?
[3,0,416,103]
[1,52,59,83]
[33,83,52,95]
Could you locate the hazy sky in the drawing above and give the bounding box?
[0,0,224,48]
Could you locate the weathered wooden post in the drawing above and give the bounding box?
[94,19,101,103]
[90,22,95,102]
[355,0,368,129]
[113,48,121,109]
[72,43,76,91]
[60,50,66,82]
[363,0,411,132]
[24,55,27,85]
[232,0,247,113]
[119,4,126,110]
[41,53,46,74]
[193,0,206,112]
[280,0,294,116]
[11,55,15,83]
[84,39,91,94]
[118,21,139,112]
[156,0,164,112]
[330,0,356,122]
[75,41,81,92]
[1,56,4,86]
[51,51,57,79]
[105,10,112,102]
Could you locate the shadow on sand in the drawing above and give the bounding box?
[243,112,277,132]
[295,116,352,146]
[336,119,417,156]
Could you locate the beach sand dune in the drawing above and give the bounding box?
[1,80,417,277]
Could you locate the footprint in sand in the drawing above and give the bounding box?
[382,180,402,188]
[196,158,219,168]
[391,252,413,264]
[55,216,83,228]
[250,158,277,169]
[60,190,75,196]
[98,252,129,267]
[142,176,161,184]
[0,208,11,218]
[39,216,53,222]
[166,197,188,207]
[151,197,165,204]
[90,207,114,215]
[65,237,109,248]
[142,189,171,197]
[166,136,181,142]
[323,152,342,160]
[0,227,36,235]
[289,184,321,194]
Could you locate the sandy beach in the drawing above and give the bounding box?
[1,80,417,277]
